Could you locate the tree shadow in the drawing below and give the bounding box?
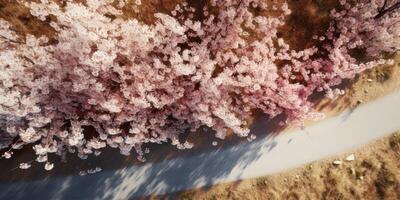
[0,112,287,199]
[1,0,396,199]
[311,78,355,114]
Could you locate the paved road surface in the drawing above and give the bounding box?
[0,90,400,199]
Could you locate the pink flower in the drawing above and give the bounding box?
[0,0,398,169]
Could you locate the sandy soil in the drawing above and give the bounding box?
[150,45,400,199]
[167,131,400,200]
[314,54,400,118]
[1,1,400,198]
[162,54,400,200]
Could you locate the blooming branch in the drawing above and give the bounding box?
[0,0,398,170]
[374,0,400,19]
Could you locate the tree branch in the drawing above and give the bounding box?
[374,0,400,19]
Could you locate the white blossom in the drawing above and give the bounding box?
[0,0,397,170]
[2,152,11,159]
[19,163,31,169]
[44,162,54,171]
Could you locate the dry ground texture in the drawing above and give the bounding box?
[1,1,400,199]
[156,54,400,200]
[163,50,400,200]
[168,131,400,200]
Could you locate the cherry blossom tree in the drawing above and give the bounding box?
[0,0,398,170]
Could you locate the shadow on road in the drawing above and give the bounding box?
[0,112,287,199]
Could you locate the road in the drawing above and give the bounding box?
[0,90,400,199]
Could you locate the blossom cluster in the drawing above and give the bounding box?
[0,0,398,170]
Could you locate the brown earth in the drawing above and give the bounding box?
[1,1,400,198]
[314,54,400,118]
[153,54,400,200]
[165,131,400,200]
[158,48,400,200]
[163,50,400,200]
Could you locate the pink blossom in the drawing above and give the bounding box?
[2,152,11,159]
[0,0,398,169]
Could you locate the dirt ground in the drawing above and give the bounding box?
[1,1,400,199]
[163,54,400,200]
[314,54,400,118]
[159,49,400,200]
[167,131,400,200]
[162,38,400,200]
